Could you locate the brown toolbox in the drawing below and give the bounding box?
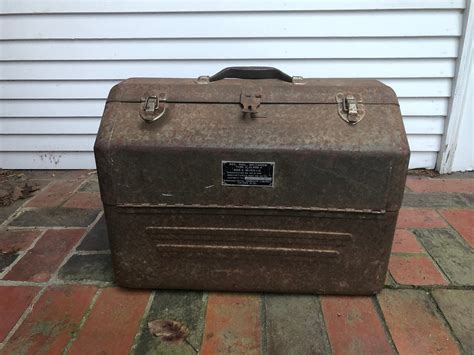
[95,67,409,295]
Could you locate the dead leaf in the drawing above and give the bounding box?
[408,168,439,178]
[0,180,39,206]
[148,319,190,344]
[20,183,39,199]
[0,182,15,207]
[12,186,23,201]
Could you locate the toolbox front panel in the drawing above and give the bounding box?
[96,102,409,211]
[104,205,397,295]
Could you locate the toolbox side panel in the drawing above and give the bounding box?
[104,205,397,295]
[385,104,410,211]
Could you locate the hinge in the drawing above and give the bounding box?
[336,93,366,125]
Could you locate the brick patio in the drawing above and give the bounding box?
[0,170,472,354]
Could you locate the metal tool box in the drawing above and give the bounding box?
[95,67,409,294]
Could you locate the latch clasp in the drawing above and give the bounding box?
[140,94,167,123]
[240,90,262,118]
[336,93,366,125]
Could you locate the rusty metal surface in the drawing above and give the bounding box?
[95,67,409,294]
[106,77,399,104]
[104,205,398,295]
[96,103,408,210]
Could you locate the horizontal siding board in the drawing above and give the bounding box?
[0,152,96,169]
[0,4,460,170]
[0,116,445,135]
[0,0,466,14]
[402,116,445,134]
[0,100,104,117]
[408,152,438,169]
[0,135,96,151]
[381,78,452,97]
[0,98,449,117]
[0,79,453,99]
[0,38,459,61]
[0,81,119,99]
[0,151,438,170]
[0,134,441,152]
[0,11,462,40]
[407,135,442,151]
[399,98,448,116]
[0,59,456,80]
[1,118,102,134]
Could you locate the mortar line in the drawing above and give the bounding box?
[6,225,97,231]
[371,295,399,354]
[0,280,48,287]
[260,294,268,355]
[48,211,104,285]
[0,279,115,288]
[75,250,111,256]
[47,279,115,287]
[195,291,213,355]
[390,252,429,257]
[129,291,156,355]
[0,281,48,351]
[0,180,55,228]
[317,296,333,355]
[434,212,473,249]
[427,291,466,353]
[62,287,103,355]
[385,271,399,288]
[383,283,474,291]
[0,229,47,279]
[410,228,454,284]
[2,171,93,228]
[197,292,209,355]
[58,175,93,208]
[18,180,57,208]
[0,210,104,351]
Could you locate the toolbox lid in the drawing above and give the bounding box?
[108,71,399,106]
[95,67,409,212]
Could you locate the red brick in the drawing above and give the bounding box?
[439,209,474,248]
[378,289,460,354]
[321,296,394,355]
[397,208,447,229]
[63,192,103,209]
[4,229,84,282]
[68,287,149,355]
[201,293,261,355]
[391,229,425,254]
[0,286,39,342]
[406,177,474,193]
[26,180,83,208]
[3,285,96,354]
[0,230,41,253]
[389,255,448,286]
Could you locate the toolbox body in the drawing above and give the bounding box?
[95,67,409,295]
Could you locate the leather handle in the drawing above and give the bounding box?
[209,66,293,83]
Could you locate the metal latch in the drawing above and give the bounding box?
[140,94,167,123]
[336,93,366,125]
[240,90,262,118]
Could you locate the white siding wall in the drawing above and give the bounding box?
[0,0,468,169]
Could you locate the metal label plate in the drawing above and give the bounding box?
[222,161,274,187]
